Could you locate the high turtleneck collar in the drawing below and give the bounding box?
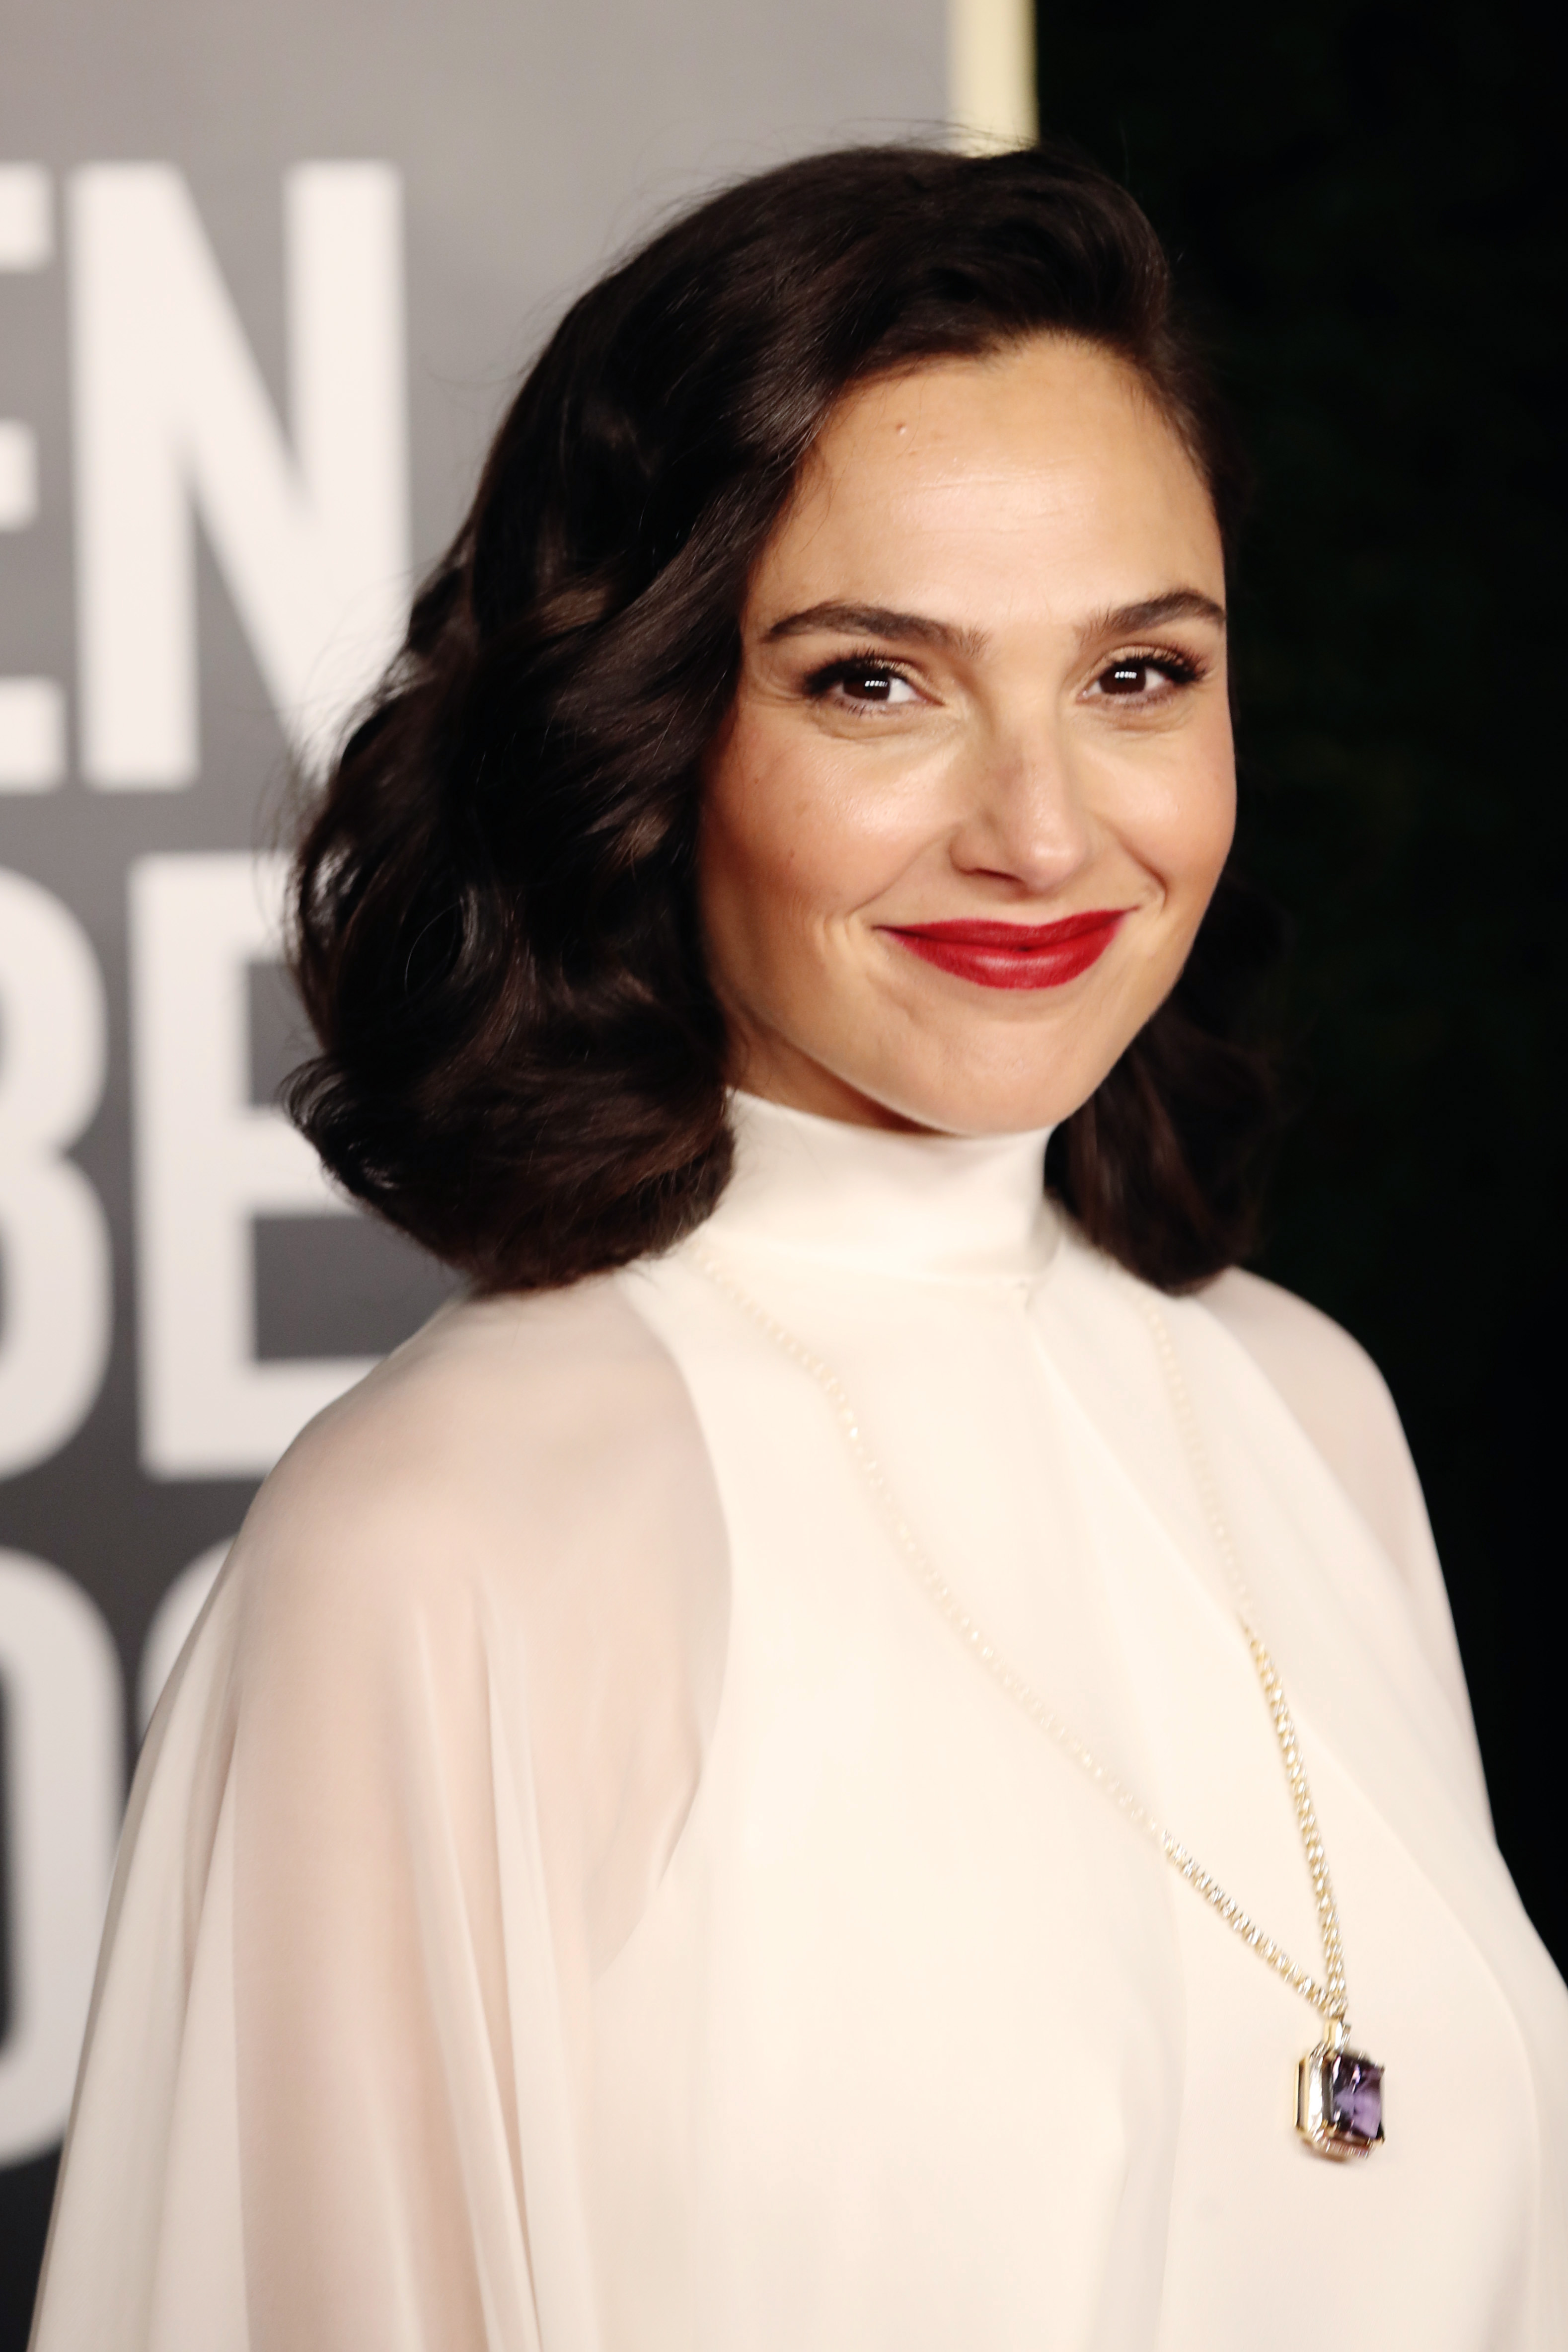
[697,1091,1060,1280]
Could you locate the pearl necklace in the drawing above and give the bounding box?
[696,1251,1385,2162]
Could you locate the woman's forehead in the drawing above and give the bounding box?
[752,342,1222,629]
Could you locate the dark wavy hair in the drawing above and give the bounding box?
[288,141,1276,1295]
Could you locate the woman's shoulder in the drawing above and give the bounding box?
[1195,1265,1483,1773]
[225,1274,730,1963]
[1199,1266,1398,1467]
[1196,1268,1435,1600]
[228,1276,730,1768]
[1199,1266,1395,1442]
[248,1273,719,1577]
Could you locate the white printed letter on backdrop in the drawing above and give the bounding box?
[0,164,65,791]
[0,1551,121,2164]
[0,870,112,1475]
[131,850,374,1476]
[71,162,409,788]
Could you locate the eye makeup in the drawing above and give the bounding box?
[802,651,924,706]
[799,641,1210,710]
[1086,644,1209,701]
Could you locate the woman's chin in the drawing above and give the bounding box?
[760,1052,1102,1139]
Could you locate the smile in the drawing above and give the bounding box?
[880,910,1129,990]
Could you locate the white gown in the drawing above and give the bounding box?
[31,1094,1568,2350]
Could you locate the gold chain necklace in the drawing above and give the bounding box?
[696,1252,1385,2161]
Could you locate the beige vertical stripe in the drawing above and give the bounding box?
[948,0,1038,150]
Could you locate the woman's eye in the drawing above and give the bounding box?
[810,661,921,708]
[1089,653,1197,700]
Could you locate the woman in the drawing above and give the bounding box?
[33,144,1568,2350]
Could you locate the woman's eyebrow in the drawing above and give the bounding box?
[762,591,1225,653]
[1081,589,1227,641]
[762,601,988,658]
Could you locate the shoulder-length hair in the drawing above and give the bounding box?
[288,141,1275,1296]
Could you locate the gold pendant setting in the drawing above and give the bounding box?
[1297,2041,1384,2160]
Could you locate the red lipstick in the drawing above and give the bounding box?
[882,910,1128,990]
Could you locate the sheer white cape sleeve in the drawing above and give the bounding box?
[1203,1266,1483,1790]
[30,1282,729,2352]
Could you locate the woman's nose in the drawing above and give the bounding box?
[945,715,1095,894]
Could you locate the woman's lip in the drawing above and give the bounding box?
[879,909,1130,991]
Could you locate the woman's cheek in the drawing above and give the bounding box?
[1119,741,1236,900]
[1186,760,1239,895]
[1182,713,1239,870]
[760,756,918,919]
[702,739,854,996]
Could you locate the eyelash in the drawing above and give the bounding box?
[1091,646,1208,698]
[803,644,1209,708]
[803,651,922,706]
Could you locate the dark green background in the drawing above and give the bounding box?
[1037,0,1566,1967]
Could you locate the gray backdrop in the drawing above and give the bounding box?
[0,0,946,2232]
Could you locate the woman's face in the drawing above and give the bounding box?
[699,335,1235,1134]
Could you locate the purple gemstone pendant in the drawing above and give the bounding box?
[1296,2042,1384,2160]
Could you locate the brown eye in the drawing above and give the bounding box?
[1100,659,1156,696]
[1089,648,1202,702]
[806,658,920,707]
